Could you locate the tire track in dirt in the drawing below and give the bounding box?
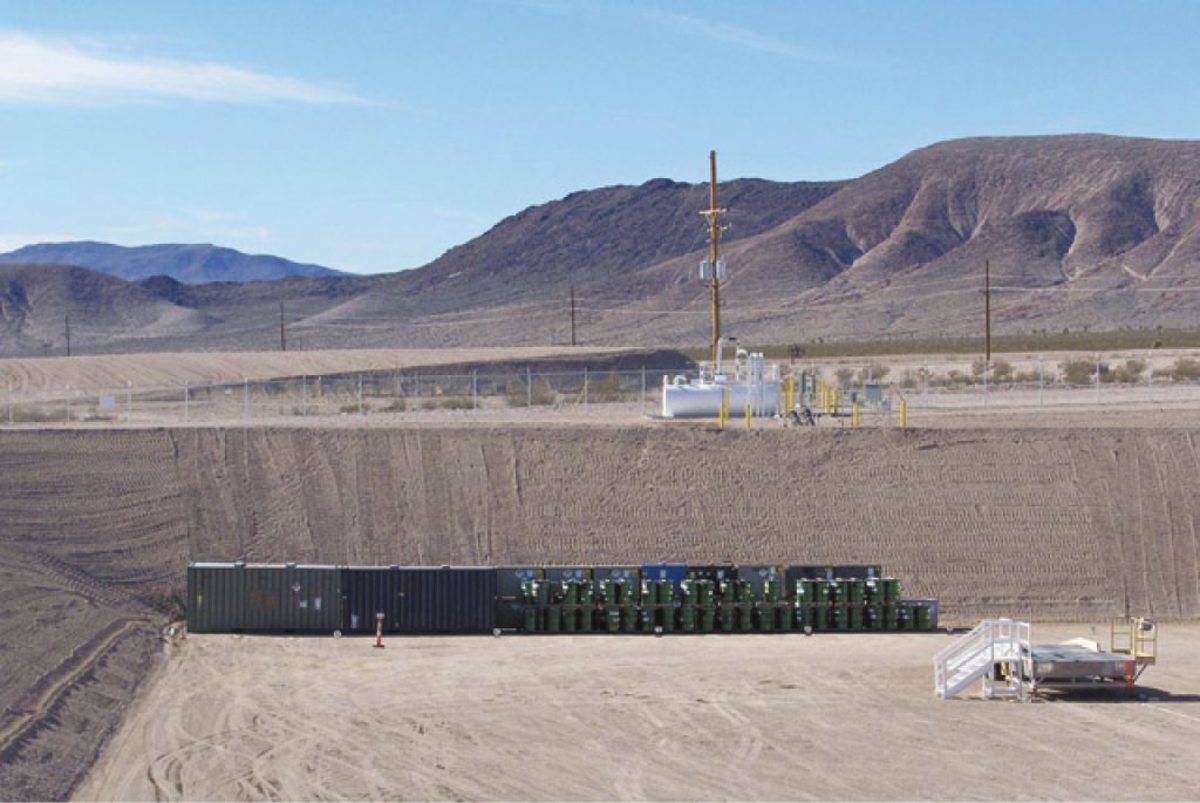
[4,425,1200,798]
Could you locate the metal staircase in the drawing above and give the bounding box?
[934,618,1031,700]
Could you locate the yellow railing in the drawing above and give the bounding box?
[1110,616,1157,664]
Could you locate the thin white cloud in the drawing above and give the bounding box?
[641,10,860,67]
[0,30,366,105]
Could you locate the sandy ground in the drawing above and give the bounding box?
[3,423,1200,798]
[76,625,1200,801]
[0,345,637,395]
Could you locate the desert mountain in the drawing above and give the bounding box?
[0,242,346,284]
[3,134,1200,355]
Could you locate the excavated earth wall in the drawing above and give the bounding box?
[1,426,1198,798]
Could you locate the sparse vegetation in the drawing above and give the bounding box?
[505,377,555,406]
[1110,359,1147,384]
[680,328,1200,361]
[381,398,408,412]
[855,362,890,384]
[1173,357,1200,382]
[586,372,632,402]
[1060,359,1095,385]
[834,367,855,388]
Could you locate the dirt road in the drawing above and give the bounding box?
[76,627,1200,801]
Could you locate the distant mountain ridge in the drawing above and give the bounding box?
[0,242,346,284]
[5,134,1200,355]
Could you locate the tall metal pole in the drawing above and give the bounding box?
[569,284,577,346]
[701,150,725,364]
[984,259,991,363]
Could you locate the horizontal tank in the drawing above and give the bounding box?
[661,380,781,418]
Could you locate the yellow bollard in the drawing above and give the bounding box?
[899,396,908,429]
[852,402,860,428]
[784,376,795,412]
[832,387,841,415]
[718,387,729,430]
[744,403,752,429]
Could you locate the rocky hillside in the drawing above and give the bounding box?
[4,134,1200,354]
[0,242,346,284]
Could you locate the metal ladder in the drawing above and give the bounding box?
[934,618,1031,700]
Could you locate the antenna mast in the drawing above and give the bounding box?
[700,150,727,364]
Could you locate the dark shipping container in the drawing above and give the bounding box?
[341,566,497,634]
[187,562,245,633]
[189,562,340,633]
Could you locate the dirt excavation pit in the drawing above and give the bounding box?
[76,625,1200,802]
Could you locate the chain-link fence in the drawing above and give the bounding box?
[0,366,692,425]
[793,354,1200,418]
[3,355,1199,426]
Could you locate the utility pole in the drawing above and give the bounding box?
[279,301,286,352]
[700,150,727,364]
[64,314,71,357]
[983,259,991,363]
[569,284,577,346]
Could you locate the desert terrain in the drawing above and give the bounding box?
[77,626,1200,801]
[0,345,641,395]
[2,418,1200,798]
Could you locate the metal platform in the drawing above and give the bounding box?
[1027,642,1138,690]
[935,617,1158,700]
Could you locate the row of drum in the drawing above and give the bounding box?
[186,562,937,635]
[521,601,935,633]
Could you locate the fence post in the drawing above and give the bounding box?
[472,369,478,410]
[243,378,249,419]
[526,367,532,408]
[1095,354,1101,403]
[583,366,589,409]
[922,363,928,397]
[184,381,189,422]
[358,374,364,415]
[982,362,988,407]
[1038,357,1044,407]
[640,366,646,405]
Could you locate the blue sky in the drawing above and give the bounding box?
[1,1,1198,274]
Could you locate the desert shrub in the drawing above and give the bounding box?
[991,359,1014,382]
[586,372,629,402]
[381,398,408,412]
[898,369,917,390]
[1172,357,1200,382]
[505,377,555,406]
[1060,359,1095,385]
[437,396,474,410]
[834,367,855,388]
[1111,359,1147,384]
[1013,370,1039,383]
[971,359,986,378]
[855,362,890,384]
[339,402,367,414]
